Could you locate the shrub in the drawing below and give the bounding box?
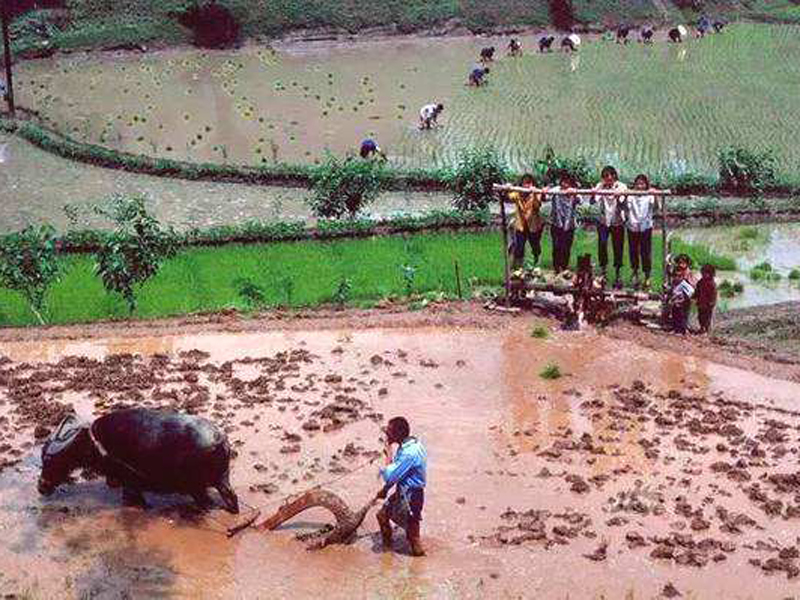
[0,224,60,324]
[94,196,178,313]
[451,147,510,212]
[309,154,385,219]
[788,269,800,281]
[718,279,744,298]
[539,363,562,380]
[533,146,593,187]
[333,277,353,306]
[177,1,240,48]
[719,146,778,193]
[530,325,549,339]
[749,262,781,282]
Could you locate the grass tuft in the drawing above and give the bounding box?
[539,363,562,380]
[530,325,549,339]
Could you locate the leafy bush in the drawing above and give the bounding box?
[533,146,593,187]
[0,225,60,324]
[94,196,178,313]
[788,269,800,281]
[333,277,352,306]
[718,279,744,298]
[749,261,782,282]
[308,154,386,219]
[539,363,562,380]
[450,147,510,212]
[530,325,549,339]
[719,146,778,193]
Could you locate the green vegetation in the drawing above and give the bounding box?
[718,279,744,298]
[0,225,60,324]
[93,196,178,313]
[309,154,386,218]
[450,147,510,212]
[0,228,733,327]
[530,325,550,339]
[788,269,800,281]
[719,146,778,194]
[749,261,782,282]
[539,363,562,380]
[8,1,800,57]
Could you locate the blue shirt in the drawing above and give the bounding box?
[380,437,427,493]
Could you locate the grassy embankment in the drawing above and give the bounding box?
[8,0,800,56]
[0,229,733,327]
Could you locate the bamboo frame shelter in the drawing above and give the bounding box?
[492,184,674,313]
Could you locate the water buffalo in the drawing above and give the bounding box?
[561,33,581,52]
[38,409,239,513]
[539,35,555,52]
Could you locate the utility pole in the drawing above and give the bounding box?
[1,0,15,117]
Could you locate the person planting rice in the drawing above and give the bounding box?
[375,416,427,557]
[697,15,711,37]
[480,47,496,63]
[359,138,386,160]
[695,264,718,334]
[503,173,545,270]
[561,34,581,52]
[669,25,688,43]
[543,171,581,275]
[419,102,444,130]
[669,254,696,334]
[507,38,522,57]
[468,66,490,87]
[539,35,555,52]
[640,26,654,43]
[591,166,627,289]
[625,174,659,290]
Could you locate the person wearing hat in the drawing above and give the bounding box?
[375,416,427,557]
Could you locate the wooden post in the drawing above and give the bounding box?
[661,193,669,315]
[1,0,14,117]
[454,259,463,300]
[498,192,511,307]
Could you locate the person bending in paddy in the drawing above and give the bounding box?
[543,171,582,276]
[359,138,386,160]
[626,174,659,290]
[375,416,427,557]
[419,102,444,130]
[468,66,490,87]
[591,165,627,289]
[504,173,545,270]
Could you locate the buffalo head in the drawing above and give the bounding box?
[38,413,89,496]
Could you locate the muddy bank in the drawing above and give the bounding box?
[2,321,800,597]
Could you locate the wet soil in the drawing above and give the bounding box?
[1,305,800,597]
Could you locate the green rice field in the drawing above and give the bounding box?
[13,23,800,179]
[0,229,732,327]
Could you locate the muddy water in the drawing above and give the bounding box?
[0,132,451,233]
[679,223,800,309]
[2,323,800,598]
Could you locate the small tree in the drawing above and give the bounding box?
[718,146,777,194]
[0,224,60,324]
[94,196,178,314]
[309,154,385,219]
[450,147,510,212]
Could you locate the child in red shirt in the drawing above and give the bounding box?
[695,264,718,333]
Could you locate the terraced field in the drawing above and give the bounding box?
[14,23,800,179]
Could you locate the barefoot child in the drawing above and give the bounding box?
[592,166,627,288]
[669,254,695,334]
[626,174,658,290]
[504,174,545,270]
[695,264,718,333]
[543,172,581,275]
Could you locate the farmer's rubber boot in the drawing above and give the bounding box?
[377,511,393,549]
[406,521,426,557]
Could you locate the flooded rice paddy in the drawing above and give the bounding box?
[2,323,800,598]
[0,132,449,233]
[679,223,800,309]
[13,23,800,174]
